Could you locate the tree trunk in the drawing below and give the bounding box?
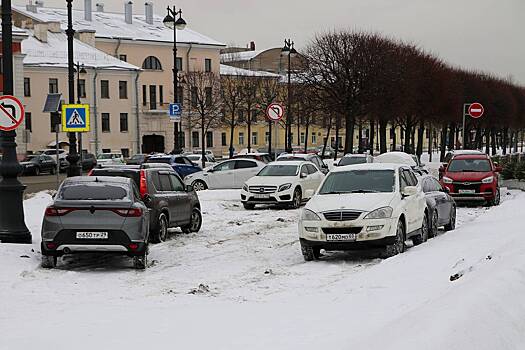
[304,123,309,153]
[247,118,252,153]
[344,114,354,154]
[369,120,375,155]
[404,118,412,152]
[447,123,455,150]
[334,120,340,161]
[379,120,387,154]
[267,120,272,157]
[416,120,424,160]
[376,120,380,152]
[358,121,363,153]
[392,126,397,152]
[229,115,235,158]
[428,124,433,162]
[485,128,490,154]
[502,128,508,155]
[201,117,206,169]
[322,123,331,158]
[440,125,447,162]
[491,128,497,156]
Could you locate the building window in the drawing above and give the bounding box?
[192,131,199,148]
[142,85,147,105]
[221,132,227,146]
[300,132,305,144]
[49,78,58,93]
[120,113,128,132]
[25,112,32,132]
[121,148,130,158]
[24,77,31,97]
[142,56,162,70]
[119,81,128,99]
[205,87,212,106]
[206,131,213,148]
[265,132,270,144]
[252,132,258,145]
[191,87,198,107]
[205,58,212,72]
[159,85,164,105]
[101,80,110,99]
[177,86,183,104]
[119,54,127,62]
[149,85,157,110]
[101,113,110,132]
[311,132,317,144]
[102,148,111,153]
[239,132,244,145]
[176,57,183,71]
[78,79,86,98]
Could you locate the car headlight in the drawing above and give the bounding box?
[442,176,453,184]
[482,176,494,184]
[301,209,321,221]
[364,206,393,219]
[278,183,292,192]
[242,184,248,192]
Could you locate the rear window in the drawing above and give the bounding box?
[90,170,140,188]
[59,184,128,200]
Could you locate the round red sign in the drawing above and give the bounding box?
[468,102,484,119]
[0,95,25,132]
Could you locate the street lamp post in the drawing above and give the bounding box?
[0,0,31,243]
[163,6,187,154]
[65,0,80,177]
[281,39,297,153]
[75,62,86,173]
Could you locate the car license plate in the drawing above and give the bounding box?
[459,189,475,194]
[326,233,356,241]
[76,232,109,239]
[254,194,270,199]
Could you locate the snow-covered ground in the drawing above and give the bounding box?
[1,189,525,350]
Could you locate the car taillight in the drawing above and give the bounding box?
[112,208,143,217]
[45,207,76,216]
[139,169,148,198]
[87,169,94,176]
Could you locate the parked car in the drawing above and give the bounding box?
[440,153,501,206]
[335,153,374,167]
[40,176,150,269]
[36,148,68,163]
[184,158,266,191]
[192,149,216,162]
[20,154,56,175]
[241,161,324,209]
[375,151,428,175]
[298,163,428,261]
[127,154,147,165]
[90,167,202,242]
[277,152,329,174]
[144,154,202,178]
[232,152,273,164]
[185,153,217,167]
[96,153,125,167]
[420,175,456,236]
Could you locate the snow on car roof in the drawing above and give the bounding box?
[374,152,417,166]
[331,162,405,172]
[451,153,490,160]
[267,160,305,166]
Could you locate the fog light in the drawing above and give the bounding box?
[304,227,318,233]
[366,225,384,232]
[129,243,139,250]
[46,242,57,250]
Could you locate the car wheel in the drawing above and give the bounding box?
[34,167,40,176]
[182,207,202,234]
[290,188,302,209]
[154,213,168,243]
[192,180,207,191]
[301,243,320,261]
[382,219,405,258]
[133,251,148,270]
[41,255,57,269]
[444,206,456,231]
[413,213,429,246]
[490,188,501,206]
[428,209,439,238]
[243,203,255,210]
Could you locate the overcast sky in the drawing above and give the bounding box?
[15,0,525,84]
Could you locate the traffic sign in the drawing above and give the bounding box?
[0,95,24,132]
[266,103,284,122]
[169,103,182,116]
[62,104,90,132]
[468,102,484,119]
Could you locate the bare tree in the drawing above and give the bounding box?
[221,74,244,158]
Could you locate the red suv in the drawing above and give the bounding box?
[440,154,502,206]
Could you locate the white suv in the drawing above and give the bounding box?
[241,161,324,209]
[299,163,428,260]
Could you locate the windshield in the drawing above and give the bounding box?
[339,157,367,166]
[319,170,395,194]
[258,164,298,176]
[448,159,491,172]
[145,157,172,164]
[59,184,128,200]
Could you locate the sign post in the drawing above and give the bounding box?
[462,102,484,150]
[266,103,285,159]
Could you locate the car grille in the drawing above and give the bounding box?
[322,227,363,234]
[452,181,481,193]
[249,186,277,194]
[323,211,362,221]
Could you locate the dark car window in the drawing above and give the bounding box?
[159,173,174,191]
[169,174,185,191]
[399,170,409,192]
[312,156,324,168]
[448,158,491,172]
[258,164,298,176]
[60,183,128,200]
[90,169,140,188]
[174,157,187,165]
[235,160,257,169]
[214,161,235,172]
[306,164,318,174]
[320,170,395,194]
[146,157,173,164]
[339,157,367,166]
[402,169,417,186]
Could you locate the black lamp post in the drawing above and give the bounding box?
[163,6,187,154]
[281,39,297,153]
[75,62,86,172]
[0,0,31,243]
[65,0,80,177]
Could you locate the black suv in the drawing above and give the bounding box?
[90,167,202,242]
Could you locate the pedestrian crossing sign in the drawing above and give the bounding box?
[62,104,90,132]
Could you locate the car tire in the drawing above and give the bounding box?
[153,213,169,243]
[290,188,302,209]
[490,188,501,206]
[413,213,429,246]
[34,167,40,176]
[192,180,207,191]
[428,209,439,238]
[243,203,255,210]
[182,207,202,234]
[444,206,456,231]
[133,251,148,270]
[41,255,57,269]
[301,243,321,261]
[382,219,405,258]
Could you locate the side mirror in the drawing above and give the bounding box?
[186,185,194,192]
[402,186,417,197]
[300,172,308,179]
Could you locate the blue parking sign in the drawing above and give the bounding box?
[169,103,182,116]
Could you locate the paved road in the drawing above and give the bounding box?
[20,174,66,194]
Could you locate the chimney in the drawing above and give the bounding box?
[124,1,133,24]
[250,41,256,51]
[84,0,92,21]
[96,3,104,12]
[33,23,48,42]
[35,0,44,7]
[26,1,38,13]
[75,29,96,46]
[48,21,61,33]
[144,2,153,25]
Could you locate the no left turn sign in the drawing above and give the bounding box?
[0,95,24,132]
[266,103,285,122]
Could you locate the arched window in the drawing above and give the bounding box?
[142,56,162,70]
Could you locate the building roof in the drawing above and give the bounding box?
[220,64,281,78]
[13,5,225,47]
[22,30,139,70]
[221,50,263,63]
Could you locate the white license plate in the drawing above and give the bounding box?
[76,232,109,239]
[459,189,475,194]
[254,194,270,199]
[326,233,357,241]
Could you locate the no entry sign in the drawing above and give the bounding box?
[468,103,484,119]
[0,95,24,132]
[266,103,284,122]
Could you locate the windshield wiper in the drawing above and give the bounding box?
[350,190,379,193]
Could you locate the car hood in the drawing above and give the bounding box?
[245,175,297,186]
[445,171,493,182]
[306,192,396,213]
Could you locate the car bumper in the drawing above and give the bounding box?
[240,188,294,205]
